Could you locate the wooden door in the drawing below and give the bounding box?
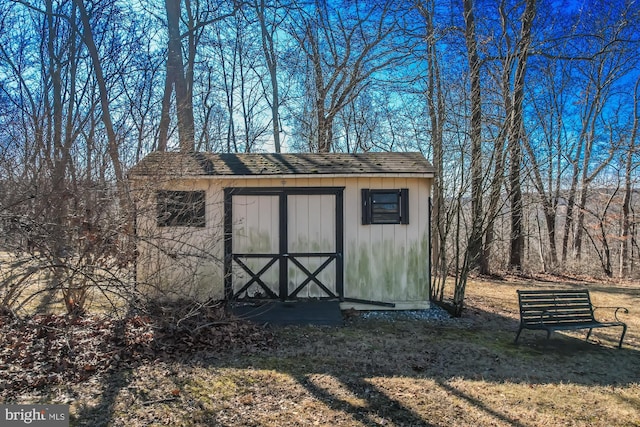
[225,187,343,301]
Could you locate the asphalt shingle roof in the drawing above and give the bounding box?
[129,152,435,177]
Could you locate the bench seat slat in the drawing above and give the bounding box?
[521,298,592,305]
[522,299,591,307]
[520,311,594,318]
[521,312,594,319]
[518,290,590,295]
[521,318,593,323]
[522,308,592,313]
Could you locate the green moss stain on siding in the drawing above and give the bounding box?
[381,240,403,297]
[246,229,273,253]
[406,232,429,297]
[346,232,429,301]
[289,235,332,253]
[345,246,372,298]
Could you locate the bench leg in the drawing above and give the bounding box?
[618,324,627,349]
[514,327,523,344]
[586,326,626,349]
[586,328,593,342]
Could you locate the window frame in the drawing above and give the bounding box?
[361,188,409,225]
[156,190,206,227]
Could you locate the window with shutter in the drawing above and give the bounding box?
[361,189,409,225]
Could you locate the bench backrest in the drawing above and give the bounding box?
[517,289,596,326]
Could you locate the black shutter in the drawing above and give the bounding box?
[400,188,409,224]
[361,189,371,225]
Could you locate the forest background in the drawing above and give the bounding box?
[0,0,638,316]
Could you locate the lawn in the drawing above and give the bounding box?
[4,276,640,426]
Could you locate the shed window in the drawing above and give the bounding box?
[362,189,409,224]
[157,190,206,227]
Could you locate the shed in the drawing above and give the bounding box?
[129,152,435,310]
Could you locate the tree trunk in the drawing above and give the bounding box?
[46,0,69,263]
[317,113,333,153]
[544,207,558,267]
[482,0,512,275]
[463,0,484,271]
[257,0,281,153]
[561,172,579,263]
[482,130,506,275]
[165,0,195,152]
[157,70,173,152]
[620,78,639,277]
[508,0,536,271]
[75,0,134,275]
[417,0,446,297]
[508,135,524,270]
[308,19,331,153]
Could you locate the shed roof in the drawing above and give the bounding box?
[129,152,435,177]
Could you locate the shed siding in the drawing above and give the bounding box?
[133,175,430,307]
[134,178,225,301]
[343,177,429,305]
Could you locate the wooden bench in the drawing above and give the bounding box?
[515,289,628,348]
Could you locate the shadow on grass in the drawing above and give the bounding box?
[197,303,638,425]
[71,317,137,427]
[72,301,639,426]
[436,380,528,427]
[72,368,133,427]
[296,374,435,426]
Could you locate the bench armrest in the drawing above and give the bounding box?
[593,306,629,322]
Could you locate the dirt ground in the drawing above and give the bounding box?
[2,275,639,426]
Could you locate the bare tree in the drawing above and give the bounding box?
[158,0,196,152]
[583,189,619,277]
[74,0,130,216]
[620,77,639,277]
[253,0,287,152]
[414,0,448,297]
[560,3,637,264]
[522,57,573,270]
[0,0,143,315]
[289,0,406,152]
[462,0,484,276]
[506,0,536,270]
[157,0,237,152]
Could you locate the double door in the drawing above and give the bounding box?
[224,187,343,301]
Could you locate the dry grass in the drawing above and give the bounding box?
[0,251,131,316]
[8,276,640,426]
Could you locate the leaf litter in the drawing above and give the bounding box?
[0,301,274,401]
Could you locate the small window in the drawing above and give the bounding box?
[157,190,206,227]
[362,189,409,225]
